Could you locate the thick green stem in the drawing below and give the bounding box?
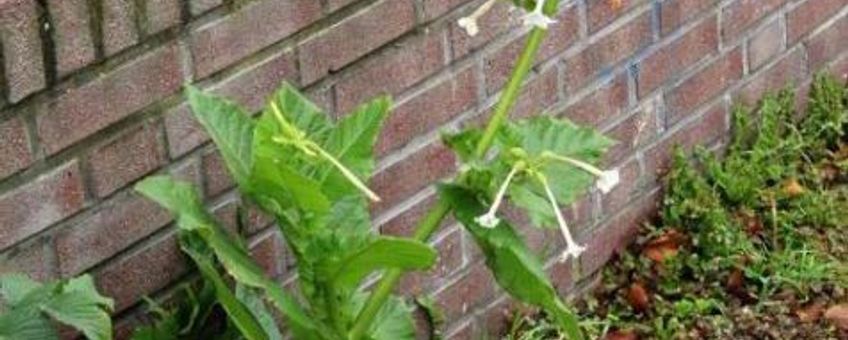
[348,5,555,339]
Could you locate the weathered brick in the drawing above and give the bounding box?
[190,0,321,78]
[335,30,446,114]
[94,232,188,312]
[562,73,629,128]
[376,67,477,156]
[564,11,652,91]
[0,161,85,251]
[37,44,182,154]
[299,0,416,85]
[644,102,728,180]
[480,297,527,338]
[483,5,580,93]
[658,0,719,35]
[164,104,207,158]
[202,150,235,198]
[637,16,718,98]
[249,230,286,279]
[0,0,46,102]
[547,259,574,296]
[47,0,97,76]
[397,228,464,296]
[380,194,441,237]
[102,0,139,56]
[446,319,477,340]
[87,123,166,197]
[508,67,559,119]
[449,0,516,59]
[434,264,496,322]
[370,143,456,214]
[0,237,53,281]
[211,48,299,113]
[422,0,471,21]
[327,0,358,13]
[807,14,848,70]
[586,0,647,33]
[189,0,221,15]
[720,0,784,43]
[56,192,171,275]
[787,0,847,43]
[603,100,660,163]
[600,159,641,215]
[145,0,182,34]
[736,48,806,106]
[747,18,785,71]
[0,116,32,180]
[666,48,743,124]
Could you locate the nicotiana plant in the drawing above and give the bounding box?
[131,0,619,339]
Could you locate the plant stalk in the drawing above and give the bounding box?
[348,3,556,338]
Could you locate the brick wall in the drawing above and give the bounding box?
[1,0,847,337]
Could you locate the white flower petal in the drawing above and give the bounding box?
[558,243,586,263]
[474,213,500,228]
[596,169,620,194]
[458,17,479,36]
[522,12,556,29]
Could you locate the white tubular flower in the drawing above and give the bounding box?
[457,0,497,37]
[474,164,521,228]
[522,0,556,30]
[542,151,620,194]
[539,174,586,262]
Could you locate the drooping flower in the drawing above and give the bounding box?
[457,0,497,37]
[542,151,620,194]
[474,163,522,228]
[522,0,556,30]
[539,174,586,262]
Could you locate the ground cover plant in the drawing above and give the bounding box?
[505,73,848,339]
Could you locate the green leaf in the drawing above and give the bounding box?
[135,176,209,231]
[236,284,283,340]
[442,128,483,163]
[40,291,112,340]
[368,296,416,340]
[187,86,255,186]
[330,237,437,289]
[0,306,57,340]
[270,83,333,141]
[318,96,390,199]
[440,184,584,340]
[0,274,40,307]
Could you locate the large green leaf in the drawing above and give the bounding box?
[236,284,283,340]
[368,296,416,340]
[41,292,112,340]
[0,273,40,307]
[271,83,333,141]
[187,86,255,186]
[0,306,57,340]
[330,237,437,289]
[440,184,584,340]
[318,96,390,199]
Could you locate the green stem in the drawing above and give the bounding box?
[348,24,551,339]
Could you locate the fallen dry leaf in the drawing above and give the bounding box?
[825,304,848,330]
[726,269,745,292]
[781,177,806,197]
[609,0,623,10]
[795,301,826,323]
[643,229,684,263]
[627,282,650,313]
[605,329,638,340]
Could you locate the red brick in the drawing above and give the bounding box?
[380,194,441,237]
[637,16,718,98]
[747,19,785,71]
[720,0,784,43]
[190,0,321,78]
[483,5,580,93]
[335,30,446,114]
[202,150,235,198]
[480,297,525,338]
[370,143,456,215]
[659,0,719,35]
[829,51,848,83]
[377,67,478,156]
[170,157,202,187]
[0,116,32,180]
[586,0,647,33]
[211,48,299,113]
[327,0,358,12]
[736,48,807,106]
[0,161,85,251]
[666,48,743,123]
[578,190,658,276]
[603,103,659,163]
[0,0,46,102]
[398,228,464,296]
[508,67,559,119]
[807,14,848,70]
[449,1,517,59]
[102,0,139,55]
[87,123,167,197]
[94,232,188,312]
[37,44,182,154]
[164,104,207,158]
[562,73,629,128]
[298,0,415,85]
[600,159,641,215]
[547,259,574,296]
[445,319,476,340]
[422,0,471,21]
[189,0,221,15]
[0,237,54,281]
[434,264,496,322]
[47,0,97,76]
[565,11,652,91]
[787,0,848,43]
[56,192,172,275]
[644,103,728,180]
[145,0,182,34]
[249,230,286,279]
